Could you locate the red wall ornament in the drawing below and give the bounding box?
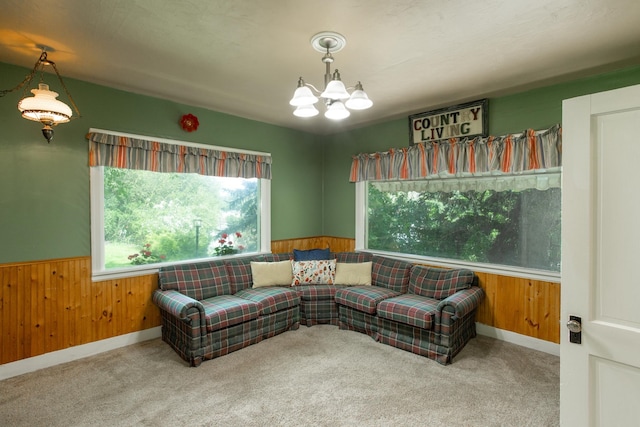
[180,114,199,132]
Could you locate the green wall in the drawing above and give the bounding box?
[322,65,640,238]
[0,62,322,264]
[3,60,640,264]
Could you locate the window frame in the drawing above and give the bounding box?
[355,181,561,283]
[89,131,271,280]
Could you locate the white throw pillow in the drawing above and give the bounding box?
[334,262,372,285]
[251,260,293,287]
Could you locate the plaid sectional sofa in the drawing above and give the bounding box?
[152,251,483,366]
[334,253,484,364]
[152,252,299,367]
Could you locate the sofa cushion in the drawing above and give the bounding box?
[224,258,253,293]
[250,260,293,287]
[292,260,336,285]
[293,248,331,261]
[371,256,412,293]
[201,295,261,332]
[333,252,373,263]
[256,253,292,262]
[408,265,475,299]
[334,262,372,285]
[334,286,401,314]
[377,294,438,330]
[296,284,347,301]
[158,260,232,300]
[235,287,300,315]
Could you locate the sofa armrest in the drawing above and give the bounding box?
[152,289,204,320]
[436,286,484,318]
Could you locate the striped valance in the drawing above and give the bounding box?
[350,124,561,182]
[87,130,272,179]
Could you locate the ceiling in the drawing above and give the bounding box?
[2,0,640,135]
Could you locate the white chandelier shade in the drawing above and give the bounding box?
[345,82,373,110]
[290,31,372,121]
[294,103,320,117]
[324,101,350,120]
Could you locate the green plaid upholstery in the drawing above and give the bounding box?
[333,252,373,263]
[259,252,293,262]
[224,258,254,293]
[260,307,300,339]
[376,318,450,364]
[408,265,475,299]
[371,256,412,293]
[201,295,261,332]
[437,286,484,319]
[159,260,232,300]
[152,289,204,320]
[338,305,379,338]
[235,287,300,315]
[334,285,400,314]
[296,285,347,326]
[202,318,263,360]
[377,294,437,330]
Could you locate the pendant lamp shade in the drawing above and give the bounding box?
[320,73,350,100]
[289,79,319,106]
[345,82,373,110]
[324,101,350,120]
[18,83,73,124]
[293,103,320,117]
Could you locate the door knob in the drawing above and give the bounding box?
[567,319,581,333]
[567,315,582,344]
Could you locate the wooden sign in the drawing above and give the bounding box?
[408,99,488,145]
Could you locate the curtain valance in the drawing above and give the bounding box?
[349,124,561,182]
[87,130,272,179]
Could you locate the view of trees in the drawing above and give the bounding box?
[367,183,561,271]
[103,167,259,268]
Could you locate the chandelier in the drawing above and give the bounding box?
[1,48,80,143]
[289,32,372,120]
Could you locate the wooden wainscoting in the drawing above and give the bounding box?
[270,236,355,253]
[475,272,560,343]
[1,236,558,366]
[0,257,160,365]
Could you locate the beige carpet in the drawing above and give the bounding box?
[0,326,559,427]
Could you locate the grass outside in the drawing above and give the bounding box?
[105,241,140,269]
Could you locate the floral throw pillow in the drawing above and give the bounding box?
[291,259,336,286]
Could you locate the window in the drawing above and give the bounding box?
[88,129,271,278]
[351,125,563,277]
[362,175,561,273]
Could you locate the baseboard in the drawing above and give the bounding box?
[0,327,162,381]
[476,323,559,356]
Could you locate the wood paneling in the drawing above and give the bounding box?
[475,272,560,343]
[0,257,160,365]
[1,236,559,365]
[271,236,355,253]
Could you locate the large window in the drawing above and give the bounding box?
[363,175,561,273]
[89,129,271,278]
[351,125,562,277]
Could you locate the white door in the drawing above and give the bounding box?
[561,83,640,426]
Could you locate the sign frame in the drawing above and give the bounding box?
[408,98,488,145]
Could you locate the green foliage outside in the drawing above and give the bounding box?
[367,183,561,271]
[103,168,259,268]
